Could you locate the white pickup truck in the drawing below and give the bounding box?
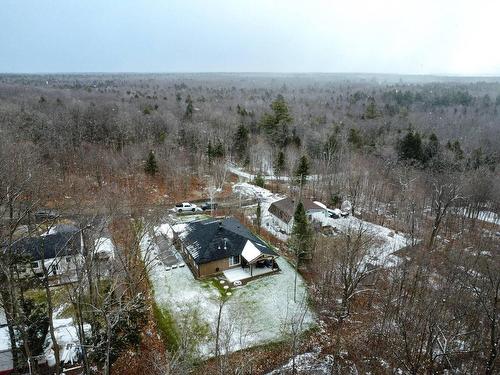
[173,202,203,213]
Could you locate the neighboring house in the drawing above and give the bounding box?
[8,225,83,283]
[175,217,279,279]
[0,326,12,375]
[268,197,326,234]
[93,237,116,277]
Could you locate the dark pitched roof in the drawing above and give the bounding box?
[9,229,82,262]
[268,197,323,224]
[179,217,277,264]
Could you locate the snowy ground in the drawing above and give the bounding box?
[228,163,320,182]
[266,350,334,375]
[456,208,499,225]
[142,228,315,358]
[233,182,288,241]
[44,318,90,367]
[233,182,409,265]
[312,212,409,265]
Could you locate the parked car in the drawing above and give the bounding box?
[201,202,219,211]
[327,208,349,219]
[327,208,342,219]
[174,203,203,213]
[34,209,59,222]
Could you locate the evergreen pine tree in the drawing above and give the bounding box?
[294,155,310,186]
[397,130,424,163]
[364,100,378,119]
[144,150,159,176]
[274,150,286,177]
[347,128,363,149]
[232,124,249,161]
[253,173,265,188]
[184,95,193,120]
[255,200,262,234]
[207,140,213,165]
[259,95,293,146]
[270,94,293,124]
[213,140,225,158]
[290,202,312,259]
[452,140,464,160]
[289,201,312,302]
[423,133,440,163]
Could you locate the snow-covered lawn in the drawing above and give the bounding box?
[233,182,409,265]
[142,231,315,358]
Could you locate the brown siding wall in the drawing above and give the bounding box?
[198,258,242,278]
[199,258,230,277]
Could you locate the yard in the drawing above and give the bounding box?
[233,182,409,265]
[142,226,315,358]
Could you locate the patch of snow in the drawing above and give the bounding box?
[341,200,352,213]
[156,223,174,239]
[44,318,90,367]
[0,325,11,351]
[228,163,320,182]
[174,223,189,239]
[0,307,6,326]
[266,350,334,375]
[233,182,281,201]
[53,303,69,319]
[311,211,409,265]
[233,182,288,241]
[457,208,499,224]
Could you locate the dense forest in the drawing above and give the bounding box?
[0,73,499,374]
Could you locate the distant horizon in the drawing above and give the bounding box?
[2,1,499,76]
[2,71,500,79]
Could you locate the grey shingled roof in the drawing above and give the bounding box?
[268,197,322,224]
[7,228,81,262]
[180,217,277,264]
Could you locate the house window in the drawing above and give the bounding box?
[31,261,39,269]
[229,255,240,266]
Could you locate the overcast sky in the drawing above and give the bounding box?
[1,0,499,75]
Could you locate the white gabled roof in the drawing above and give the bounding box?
[95,237,115,258]
[313,201,327,209]
[241,240,261,263]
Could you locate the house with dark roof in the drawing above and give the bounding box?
[175,217,279,279]
[7,225,83,283]
[268,197,326,234]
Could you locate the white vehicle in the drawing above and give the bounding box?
[174,202,203,213]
